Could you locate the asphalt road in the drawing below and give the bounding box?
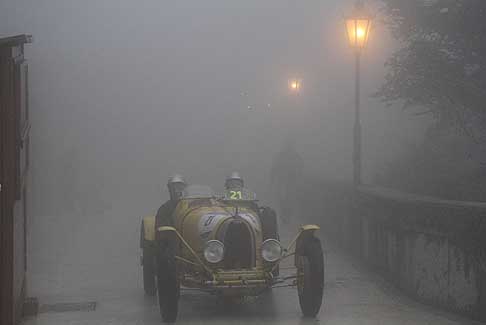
[23,203,483,325]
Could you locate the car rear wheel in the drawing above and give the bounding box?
[141,222,156,296]
[142,244,156,296]
[157,247,180,323]
[297,236,324,318]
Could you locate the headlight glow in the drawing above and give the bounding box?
[204,240,225,263]
[262,239,282,262]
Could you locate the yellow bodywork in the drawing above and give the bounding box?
[172,199,264,268]
[300,224,320,232]
[142,215,156,241]
[142,198,320,293]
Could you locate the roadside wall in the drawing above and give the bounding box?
[300,182,486,321]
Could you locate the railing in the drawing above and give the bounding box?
[299,181,486,321]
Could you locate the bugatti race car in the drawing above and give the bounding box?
[140,185,324,322]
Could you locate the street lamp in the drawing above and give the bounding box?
[345,0,372,186]
[288,78,302,94]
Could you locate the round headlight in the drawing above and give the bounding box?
[262,239,282,262]
[204,240,225,263]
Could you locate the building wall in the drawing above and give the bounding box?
[0,37,31,325]
[0,45,16,325]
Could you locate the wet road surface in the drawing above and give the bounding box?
[23,204,483,325]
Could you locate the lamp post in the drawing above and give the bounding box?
[345,0,372,186]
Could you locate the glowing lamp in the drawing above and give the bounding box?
[345,1,372,50]
[288,78,302,93]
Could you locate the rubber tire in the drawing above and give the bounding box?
[157,248,180,323]
[142,243,157,296]
[260,207,280,277]
[297,236,324,318]
[141,221,157,296]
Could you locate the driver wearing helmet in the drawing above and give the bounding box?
[224,172,260,211]
[225,171,244,191]
[155,174,187,230]
[224,172,277,240]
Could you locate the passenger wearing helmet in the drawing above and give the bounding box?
[155,175,187,230]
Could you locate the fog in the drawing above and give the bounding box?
[7,3,486,324]
[1,0,429,214]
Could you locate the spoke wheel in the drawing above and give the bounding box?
[297,236,324,318]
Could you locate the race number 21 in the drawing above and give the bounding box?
[230,190,242,200]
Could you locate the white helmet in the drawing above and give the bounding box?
[225,172,244,189]
[168,174,186,186]
[167,174,186,201]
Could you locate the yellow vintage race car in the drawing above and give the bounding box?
[140,185,324,322]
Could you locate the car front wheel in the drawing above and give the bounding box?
[297,236,324,317]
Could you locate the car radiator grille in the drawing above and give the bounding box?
[222,219,254,269]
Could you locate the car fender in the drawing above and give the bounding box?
[294,224,320,266]
[141,216,156,246]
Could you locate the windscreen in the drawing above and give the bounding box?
[182,184,215,199]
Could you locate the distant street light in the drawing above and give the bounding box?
[345,0,372,186]
[288,78,302,94]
